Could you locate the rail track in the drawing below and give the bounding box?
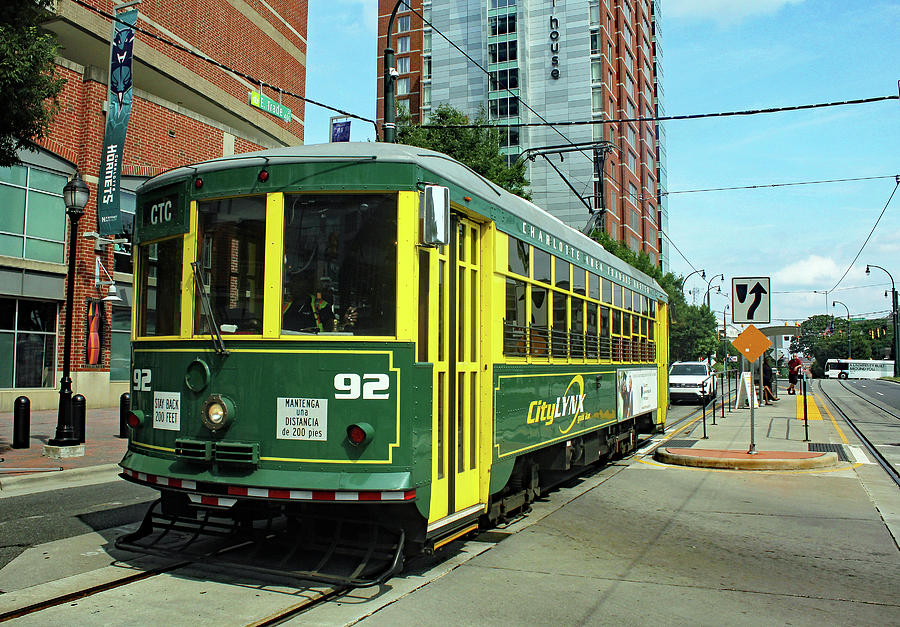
[2,401,723,625]
[816,379,900,487]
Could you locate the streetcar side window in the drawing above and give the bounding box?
[137,237,183,336]
[197,196,267,335]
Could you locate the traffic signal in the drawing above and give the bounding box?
[881,326,888,338]
[869,329,875,339]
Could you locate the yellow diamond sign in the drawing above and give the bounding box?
[731,324,772,363]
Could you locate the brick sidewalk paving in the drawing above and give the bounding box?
[0,406,127,474]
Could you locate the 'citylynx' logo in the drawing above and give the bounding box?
[526,375,587,434]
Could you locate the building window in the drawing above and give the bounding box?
[488,40,517,63]
[590,2,600,25]
[397,15,410,33]
[630,210,640,232]
[113,190,136,273]
[396,56,410,74]
[628,151,637,172]
[0,164,67,264]
[489,97,519,118]
[423,57,432,79]
[592,87,603,113]
[396,77,410,95]
[490,0,517,8]
[424,31,432,52]
[591,59,602,82]
[489,14,516,35]
[397,36,410,53]
[490,68,519,90]
[423,84,431,107]
[110,305,131,381]
[630,235,640,252]
[0,297,57,388]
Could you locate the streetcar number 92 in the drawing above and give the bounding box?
[334,373,390,400]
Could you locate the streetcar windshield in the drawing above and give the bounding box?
[196,196,267,334]
[282,193,396,336]
[137,237,183,336]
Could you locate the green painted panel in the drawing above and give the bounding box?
[135,185,187,243]
[127,340,432,479]
[493,363,657,459]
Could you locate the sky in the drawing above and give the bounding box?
[303,0,900,327]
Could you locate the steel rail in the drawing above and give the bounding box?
[816,380,900,487]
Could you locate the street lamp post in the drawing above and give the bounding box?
[49,172,89,448]
[681,268,705,298]
[381,1,406,143]
[705,273,724,308]
[832,300,851,359]
[866,264,900,377]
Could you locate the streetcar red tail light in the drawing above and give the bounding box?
[258,169,269,182]
[347,422,374,446]
[127,410,145,428]
[194,177,203,189]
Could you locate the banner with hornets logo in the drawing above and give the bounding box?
[97,8,138,236]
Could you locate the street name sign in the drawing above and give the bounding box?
[248,90,292,123]
[731,324,772,363]
[732,277,771,324]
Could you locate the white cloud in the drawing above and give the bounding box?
[666,0,807,25]
[772,254,867,288]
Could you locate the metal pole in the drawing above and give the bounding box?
[802,374,809,442]
[748,359,757,454]
[893,289,900,377]
[49,205,82,447]
[701,389,708,439]
[727,368,732,412]
[382,2,405,143]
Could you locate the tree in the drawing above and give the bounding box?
[395,104,530,199]
[0,0,64,167]
[590,231,719,363]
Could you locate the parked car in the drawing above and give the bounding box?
[669,361,717,404]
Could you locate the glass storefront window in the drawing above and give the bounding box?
[110,306,131,380]
[0,297,57,388]
[0,164,66,263]
[282,193,397,336]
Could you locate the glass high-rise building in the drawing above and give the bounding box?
[377,0,668,270]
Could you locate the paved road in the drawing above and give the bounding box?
[0,481,156,573]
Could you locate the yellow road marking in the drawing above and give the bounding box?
[795,393,823,420]
[814,392,850,445]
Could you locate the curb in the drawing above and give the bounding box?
[0,463,122,492]
[654,448,839,471]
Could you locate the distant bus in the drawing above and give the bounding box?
[824,359,894,379]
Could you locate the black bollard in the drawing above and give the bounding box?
[72,394,86,444]
[119,392,130,439]
[13,396,30,449]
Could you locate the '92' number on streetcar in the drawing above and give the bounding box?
[334,373,390,399]
[133,369,152,391]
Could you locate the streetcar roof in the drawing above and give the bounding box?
[139,142,667,301]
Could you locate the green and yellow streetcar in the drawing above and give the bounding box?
[119,143,669,584]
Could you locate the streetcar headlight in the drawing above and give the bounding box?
[127,410,145,428]
[200,394,234,432]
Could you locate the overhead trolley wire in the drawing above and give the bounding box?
[663,174,900,196]
[420,95,900,129]
[70,0,377,129]
[826,176,900,293]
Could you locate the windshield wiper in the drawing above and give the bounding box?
[191,261,228,355]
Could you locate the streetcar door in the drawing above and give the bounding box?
[428,214,482,523]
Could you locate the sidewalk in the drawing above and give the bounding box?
[0,405,127,491]
[654,386,848,470]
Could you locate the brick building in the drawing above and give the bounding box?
[0,0,307,410]
[376,0,668,269]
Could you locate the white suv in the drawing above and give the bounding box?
[669,361,717,404]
